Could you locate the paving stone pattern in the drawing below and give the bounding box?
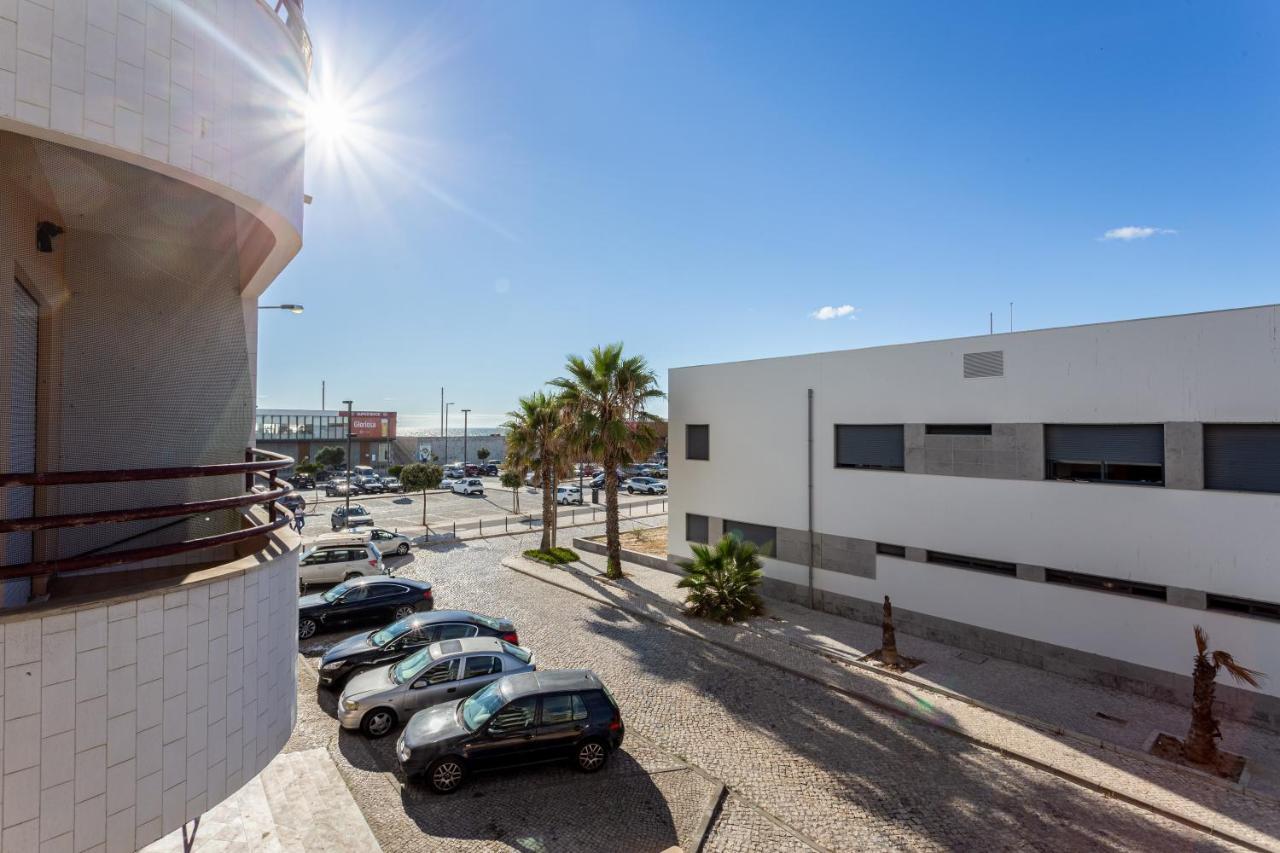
[289,522,1244,852]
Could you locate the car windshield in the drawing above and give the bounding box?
[391,645,437,684]
[321,581,355,603]
[460,681,506,731]
[370,617,414,648]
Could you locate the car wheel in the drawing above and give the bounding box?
[574,738,608,773]
[396,543,410,555]
[627,487,635,494]
[344,571,362,581]
[360,707,397,738]
[393,605,415,620]
[298,618,317,640]
[426,756,466,794]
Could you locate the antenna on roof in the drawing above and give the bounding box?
[1009,302,1013,333]
[989,312,993,335]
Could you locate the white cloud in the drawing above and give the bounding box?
[1100,226,1177,242]
[811,304,858,320]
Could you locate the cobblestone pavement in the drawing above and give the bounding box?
[292,524,1243,852]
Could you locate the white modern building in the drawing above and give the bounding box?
[668,305,1280,728]
[1,0,310,850]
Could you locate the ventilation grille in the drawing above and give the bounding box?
[963,350,1004,379]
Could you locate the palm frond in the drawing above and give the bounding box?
[1211,652,1265,688]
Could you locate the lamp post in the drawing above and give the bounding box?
[258,304,304,313]
[444,402,454,465]
[461,409,471,464]
[343,400,353,519]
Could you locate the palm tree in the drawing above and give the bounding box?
[553,343,664,579]
[1185,625,1265,765]
[503,391,564,553]
[677,534,765,623]
[881,596,900,668]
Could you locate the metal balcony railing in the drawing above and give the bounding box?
[0,448,295,579]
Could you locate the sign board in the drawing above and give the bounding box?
[339,411,397,439]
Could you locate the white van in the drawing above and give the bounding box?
[298,542,385,588]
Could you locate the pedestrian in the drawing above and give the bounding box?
[293,505,306,534]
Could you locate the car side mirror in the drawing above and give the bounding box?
[411,680,427,689]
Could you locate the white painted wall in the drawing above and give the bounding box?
[0,0,308,255]
[0,550,298,852]
[669,305,1280,698]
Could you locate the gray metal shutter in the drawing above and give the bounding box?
[723,520,776,555]
[686,424,709,460]
[1205,425,1280,494]
[3,281,38,596]
[1044,425,1163,463]
[963,351,1004,378]
[835,425,905,469]
[686,513,709,544]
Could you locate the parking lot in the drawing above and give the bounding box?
[285,523,1231,852]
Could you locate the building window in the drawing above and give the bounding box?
[926,551,1017,577]
[876,543,906,557]
[1044,424,1164,485]
[1206,593,1280,622]
[1204,425,1280,494]
[686,514,709,544]
[686,425,710,460]
[723,520,776,556]
[1044,569,1167,601]
[835,425,904,470]
[925,424,992,436]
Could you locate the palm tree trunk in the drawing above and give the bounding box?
[604,456,621,578]
[540,462,554,552]
[1185,656,1220,764]
[881,596,899,668]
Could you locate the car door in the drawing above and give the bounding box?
[399,658,461,717]
[325,582,372,628]
[532,693,590,760]
[369,529,392,554]
[466,696,539,770]
[453,654,505,703]
[299,551,326,585]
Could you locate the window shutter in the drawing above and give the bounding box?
[835,425,905,469]
[1205,425,1280,494]
[1044,425,1163,464]
[686,425,710,460]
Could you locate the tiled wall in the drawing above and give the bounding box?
[0,0,307,234]
[0,551,297,852]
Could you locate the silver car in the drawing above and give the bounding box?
[338,637,536,738]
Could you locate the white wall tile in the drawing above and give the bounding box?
[160,737,183,788]
[160,782,184,833]
[15,47,48,104]
[73,743,106,803]
[113,103,140,150]
[3,765,41,829]
[160,693,183,744]
[40,831,73,853]
[106,618,135,671]
[39,779,73,841]
[40,729,74,786]
[3,818,39,853]
[17,0,52,58]
[4,713,40,771]
[81,21,107,74]
[104,805,133,853]
[134,725,160,777]
[143,1,166,56]
[5,620,40,668]
[141,45,162,95]
[74,695,106,750]
[40,681,74,737]
[111,55,136,108]
[105,664,134,719]
[49,33,79,89]
[141,90,165,141]
[73,793,106,851]
[114,11,140,65]
[74,608,107,653]
[0,17,15,71]
[49,82,79,131]
[41,629,74,686]
[0,67,13,115]
[51,0,83,43]
[134,771,160,824]
[6,662,40,717]
[160,649,184,700]
[104,758,134,816]
[75,647,106,702]
[105,711,134,767]
[116,0,141,23]
[106,602,134,624]
[134,680,160,731]
[0,0,15,21]
[82,116,110,141]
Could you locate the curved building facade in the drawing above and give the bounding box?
[0,1,310,849]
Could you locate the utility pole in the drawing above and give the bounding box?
[444,402,454,464]
[439,387,444,450]
[321,380,325,410]
[461,409,471,463]
[343,400,354,520]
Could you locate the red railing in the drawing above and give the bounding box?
[0,448,294,579]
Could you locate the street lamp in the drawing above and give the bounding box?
[342,400,353,519]
[461,409,471,464]
[259,304,304,314]
[444,402,454,465]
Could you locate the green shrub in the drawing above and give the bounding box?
[677,535,765,623]
[523,547,580,565]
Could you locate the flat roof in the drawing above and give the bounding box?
[671,302,1280,372]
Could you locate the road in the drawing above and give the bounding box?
[289,523,1234,852]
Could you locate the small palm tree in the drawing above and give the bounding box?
[553,343,664,579]
[500,470,522,512]
[504,391,565,552]
[677,535,765,624]
[1185,625,1265,766]
[881,596,899,668]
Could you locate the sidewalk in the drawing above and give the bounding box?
[505,546,1280,852]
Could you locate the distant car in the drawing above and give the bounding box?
[318,610,520,687]
[290,474,315,489]
[452,478,484,496]
[396,669,624,793]
[556,485,584,505]
[326,478,355,497]
[331,504,374,531]
[279,491,307,513]
[381,477,403,493]
[624,477,666,495]
[359,476,386,494]
[320,527,412,557]
[298,576,433,641]
[440,477,459,490]
[463,464,481,477]
[589,473,606,489]
[339,637,536,738]
[298,543,384,588]
[444,466,465,479]
[480,462,499,476]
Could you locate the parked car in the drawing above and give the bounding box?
[318,610,520,687]
[452,478,484,496]
[444,466,465,479]
[624,477,667,495]
[396,669,623,793]
[326,478,354,497]
[299,575,433,641]
[331,504,374,531]
[589,473,605,489]
[555,485,584,505]
[358,476,386,494]
[290,474,315,490]
[481,463,499,476]
[440,477,459,490]
[339,637,535,738]
[279,491,307,513]
[381,476,404,493]
[464,464,481,477]
[298,542,385,589]
[319,527,412,557]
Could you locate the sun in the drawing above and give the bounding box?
[308,95,353,144]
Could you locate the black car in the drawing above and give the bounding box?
[290,474,315,489]
[298,576,434,641]
[480,463,499,476]
[318,610,520,687]
[397,669,624,794]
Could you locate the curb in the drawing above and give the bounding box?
[503,556,1279,853]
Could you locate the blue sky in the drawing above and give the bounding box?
[257,1,1280,429]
